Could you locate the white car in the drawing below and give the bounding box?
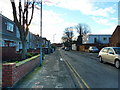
[89,46,99,53]
[98,47,120,69]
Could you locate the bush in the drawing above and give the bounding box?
[27,53,39,58]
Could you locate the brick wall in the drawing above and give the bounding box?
[2,57,39,88]
[110,25,120,47]
[2,47,21,62]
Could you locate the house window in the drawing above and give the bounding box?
[103,37,107,40]
[7,22,14,32]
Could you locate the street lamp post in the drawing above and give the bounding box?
[40,0,42,66]
[36,0,51,66]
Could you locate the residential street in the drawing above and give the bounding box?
[1,1,120,89]
[14,48,119,89]
[60,49,119,88]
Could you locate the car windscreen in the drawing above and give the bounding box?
[113,48,120,54]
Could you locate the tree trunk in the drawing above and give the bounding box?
[21,38,27,60]
[77,35,82,46]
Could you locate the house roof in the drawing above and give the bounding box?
[111,25,120,36]
[0,14,14,24]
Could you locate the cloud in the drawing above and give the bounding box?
[0,1,13,20]
[92,17,113,26]
[91,7,116,17]
[0,0,118,43]
[46,0,116,17]
[94,25,117,34]
[30,9,77,43]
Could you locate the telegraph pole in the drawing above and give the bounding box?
[40,0,42,66]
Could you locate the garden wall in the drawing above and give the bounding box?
[2,47,16,61]
[78,44,109,52]
[2,56,40,88]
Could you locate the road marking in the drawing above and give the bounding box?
[64,60,84,89]
[59,50,90,89]
[67,61,90,89]
[60,58,63,61]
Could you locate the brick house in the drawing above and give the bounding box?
[0,14,22,61]
[0,14,52,61]
[0,14,42,51]
[42,37,51,54]
[110,25,120,47]
[27,32,40,49]
[0,14,21,51]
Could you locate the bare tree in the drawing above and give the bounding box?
[75,23,91,45]
[61,27,74,49]
[76,23,91,36]
[10,0,35,59]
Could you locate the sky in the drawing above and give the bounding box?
[0,0,119,43]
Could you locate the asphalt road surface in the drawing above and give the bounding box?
[60,49,119,88]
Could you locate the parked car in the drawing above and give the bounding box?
[98,47,120,69]
[65,47,70,51]
[88,46,99,53]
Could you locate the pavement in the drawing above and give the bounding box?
[13,49,76,88]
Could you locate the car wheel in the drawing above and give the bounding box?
[115,60,120,69]
[100,56,103,63]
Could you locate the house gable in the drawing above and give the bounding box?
[110,25,120,47]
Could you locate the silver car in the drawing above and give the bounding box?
[89,46,99,53]
[98,47,120,69]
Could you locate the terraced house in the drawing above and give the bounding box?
[0,14,41,60]
[0,14,21,51]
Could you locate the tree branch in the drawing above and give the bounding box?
[28,1,35,25]
[19,0,22,25]
[26,0,29,25]
[10,0,19,24]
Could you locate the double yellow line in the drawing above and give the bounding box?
[64,59,90,89]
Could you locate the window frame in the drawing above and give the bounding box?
[7,22,14,32]
[108,48,114,54]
